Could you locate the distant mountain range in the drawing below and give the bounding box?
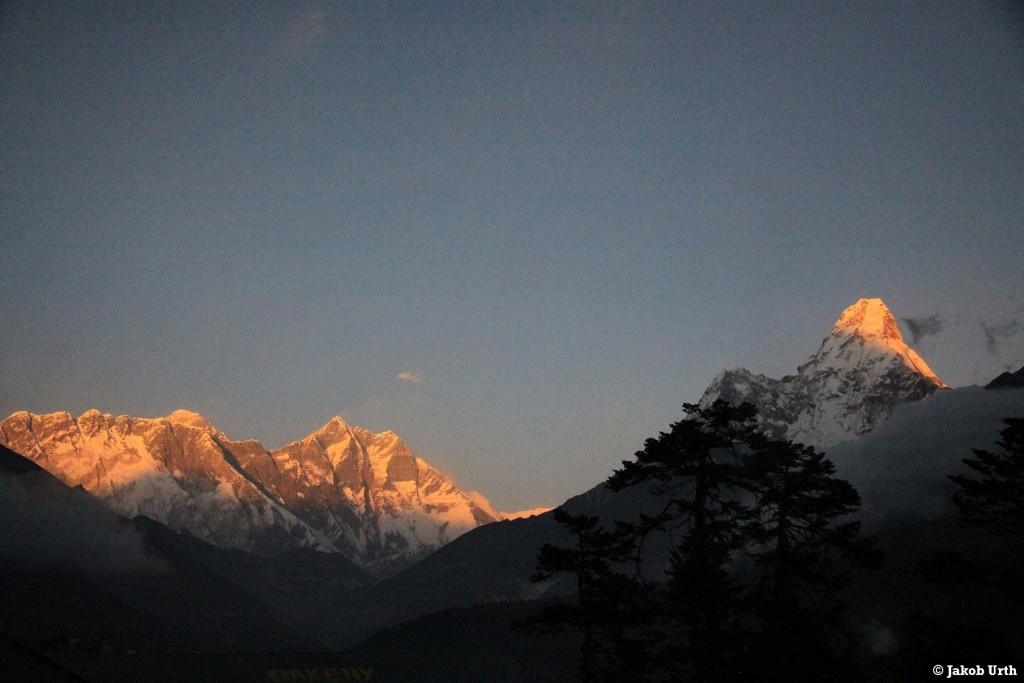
[0,297,960,580]
[2,298,1022,678]
[0,410,512,572]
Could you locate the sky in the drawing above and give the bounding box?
[1,2,1022,511]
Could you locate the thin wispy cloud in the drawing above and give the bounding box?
[980,318,1022,354]
[901,314,943,344]
[397,371,423,385]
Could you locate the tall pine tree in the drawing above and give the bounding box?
[741,438,879,679]
[517,508,653,682]
[950,417,1024,534]
[929,417,1024,599]
[606,400,761,681]
[522,400,878,681]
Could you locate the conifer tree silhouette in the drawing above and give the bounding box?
[925,417,1024,598]
[741,438,879,679]
[522,400,877,681]
[517,508,653,682]
[606,400,760,681]
[950,417,1024,535]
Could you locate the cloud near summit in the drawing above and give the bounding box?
[901,314,942,344]
[397,371,423,385]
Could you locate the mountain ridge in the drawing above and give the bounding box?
[700,298,947,447]
[0,409,503,572]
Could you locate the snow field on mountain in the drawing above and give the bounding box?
[702,298,947,448]
[0,409,503,569]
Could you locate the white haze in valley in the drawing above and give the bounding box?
[0,471,163,572]
[826,386,1024,528]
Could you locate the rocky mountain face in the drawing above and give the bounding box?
[254,416,504,569]
[700,298,948,447]
[0,410,502,572]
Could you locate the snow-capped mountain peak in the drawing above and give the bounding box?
[701,298,948,447]
[165,408,220,432]
[830,297,903,341]
[807,298,947,388]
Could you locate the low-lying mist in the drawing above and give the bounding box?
[0,466,164,573]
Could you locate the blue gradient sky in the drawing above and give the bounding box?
[2,2,1022,510]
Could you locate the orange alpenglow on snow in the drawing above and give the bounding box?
[700,297,949,448]
[827,298,947,388]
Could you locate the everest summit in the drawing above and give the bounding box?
[700,298,947,447]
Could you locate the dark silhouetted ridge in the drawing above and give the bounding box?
[986,365,1024,389]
